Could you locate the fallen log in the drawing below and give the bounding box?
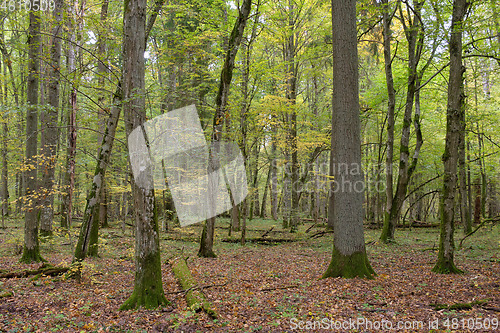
[221,238,296,244]
[0,263,69,279]
[309,230,334,239]
[170,258,217,319]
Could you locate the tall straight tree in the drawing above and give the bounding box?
[22,4,43,263]
[322,0,374,279]
[433,0,468,274]
[198,0,252,258]
[120,0,168,309]
[39,0,64,236]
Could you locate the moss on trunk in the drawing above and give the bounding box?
[20,245,44,264]
[432,257,463,274]
[322,247,375,279]
[120,252,169,310]
[171,258,217,318]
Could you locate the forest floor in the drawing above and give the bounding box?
[0,217,499,332]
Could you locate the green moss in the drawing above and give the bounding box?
[322,247,375,279]
[171,258,217,319]
[120,252,169,310]
[432,257,463,274]
[20,246,45,264]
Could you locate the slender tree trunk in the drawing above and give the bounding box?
[39,0,64,237]
[21,6,43,263]
[322,0,374,279]
[198,0,252,258]
[97,0,110,229]
[433,0,468,274]
[60,1,79,229]
[458,112,471,234]
[380,0,424,243]
[73,87,121,260]
[380,0,396,235]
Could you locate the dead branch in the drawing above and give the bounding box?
[0,263,69,279]
[261,226,274,238]
[459,215,500,249]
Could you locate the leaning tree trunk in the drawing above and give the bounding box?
[198,0,252,258]
[322,0,374,279]
[39,0,64,237]
[120,0,168,310]
[432,0,468,274]
[21,6,43,263]
[74,86,122,260]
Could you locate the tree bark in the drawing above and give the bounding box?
[60,0,79,229]
[120,0,168,310]
[381,0,396,235]
[198,0,252,258]
[39,0,64,237]
[458,107,471,234]
[21,5,43,263]
[432,0,468,274]
[380,0,424,243]
[322,0,374,279]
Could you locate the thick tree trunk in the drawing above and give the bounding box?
[39,0,64,237]
[120,0,167,310]
[322,0,374,279]
[22,6,43,263]
[432,0,468,274]
[198,0,252,258]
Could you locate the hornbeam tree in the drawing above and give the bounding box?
[433,0,468,274]
[322,0,374,279]
[21,5,44,263]
[120,0,168,309]
[198,0,253,258]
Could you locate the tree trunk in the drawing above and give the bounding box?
[73,87,121,260]
[60,1,78,229]
[380,0,424,243]
[322,0,374,279]
[381,0,396,236]
[120,0,167,310]
[432,0,468,274]
[39,0,64,237]
[21,6,43,263]
[458,109,471,234]
[198,0,252,258]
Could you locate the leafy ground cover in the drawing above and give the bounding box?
[0,217,498,332]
